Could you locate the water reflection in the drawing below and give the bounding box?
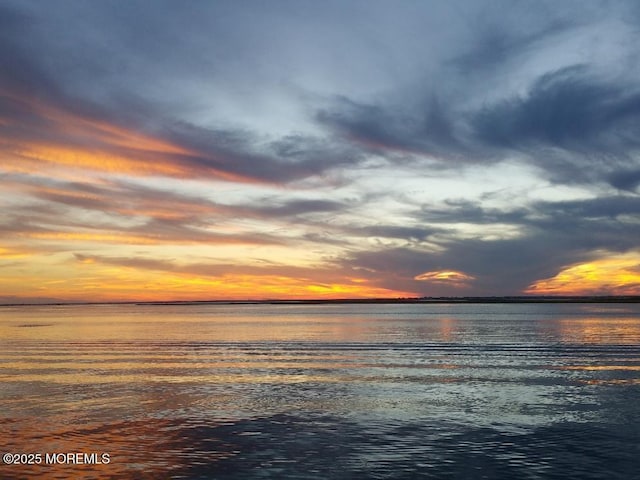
[3,413,638,479]
[556,317,640,344]
[1,303,639,479]
[2,302,640,344]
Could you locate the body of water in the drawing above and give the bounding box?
[1,302,639,479]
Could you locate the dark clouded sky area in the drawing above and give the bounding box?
[1,0,639,302]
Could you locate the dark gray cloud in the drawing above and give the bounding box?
[474,67,635,148]
[609,169,640,191]
[0,3,55,95]
[156,125,362,183]
[256,199,346,218]
[317,96,467,161]
[472,67,640,185]
[319,65,640,189]
[345,194,640,295]
[449,19,572,75]
[343,238,585,297]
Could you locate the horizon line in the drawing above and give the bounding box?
[2,294,640,307]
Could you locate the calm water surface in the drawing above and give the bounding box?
[1,303,639,479]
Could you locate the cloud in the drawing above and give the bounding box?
[74,253,176,272]
[314,2,640,192]
[5,0,639,191]
[69,252,417,300]
[0,1,365,186]
[355,225,444,242]
[609,169,640,192]
[0,172,362,260]
[449,18,572,75]
[526,252,640,295]
[1,175,273,247]
[0,88,361,184]
[472,67,640,185]
[17,174,634,298]
[2,0,640,299]
[316,96,467,161]
[319,66,640,189]
[414,270,475,286]
[338,192,640,296]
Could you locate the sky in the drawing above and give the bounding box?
[1,0,640,303]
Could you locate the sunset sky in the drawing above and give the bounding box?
[1,0,640,303]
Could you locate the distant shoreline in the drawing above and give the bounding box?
[1,295,639,307]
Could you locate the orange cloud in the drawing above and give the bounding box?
[526,252,640,295]
[23,229,276,247]
[27,231,161,245]
[414,270,475,285]
[0,90,260,183]
[0,246,33,259]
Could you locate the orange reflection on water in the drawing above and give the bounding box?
[1,415,232,479]
[580,378,640,385]
[561,365,640,371]
[438,317,457,342]
[555,316,640,345]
